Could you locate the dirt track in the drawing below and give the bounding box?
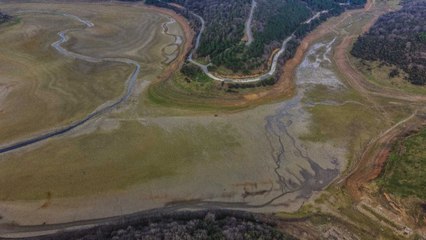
[155,0,426,199]
[331,0,426,103]
[269,0,426,203]
[110,0,426,234]
[335,35,426,103]
[331,0,426,200]
[345,111,424,200]
[248,6,369,103]
[2,0,425,237]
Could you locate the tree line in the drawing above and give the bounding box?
[145,0,366,86]
[37,210,295,240]
[351,0,426,85]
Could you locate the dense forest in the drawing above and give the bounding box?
[351,0,426,85]
[188,0,252,60]
[216,0,313,71]
[146,0,365,73]
[0,11,11,24]
[38,210,295,240]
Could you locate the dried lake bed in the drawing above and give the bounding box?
[0,1,385,230]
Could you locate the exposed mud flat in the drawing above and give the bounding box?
[257,39,348,209]
[0,2,357,234]
[0,30,348,229]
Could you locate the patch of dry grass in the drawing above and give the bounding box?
[0,121,240,200]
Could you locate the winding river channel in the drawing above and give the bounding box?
[0,12,140,154]
[0,5,354,233]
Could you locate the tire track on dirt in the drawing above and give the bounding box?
[330,0,426,200]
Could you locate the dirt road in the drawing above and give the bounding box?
[330,0,426,200]
[243,0,256,45]
[345,111,425,200]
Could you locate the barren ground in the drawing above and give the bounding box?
[0,0,425,239]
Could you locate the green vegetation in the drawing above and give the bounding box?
[147,71,237,111]
[147,0,365,73]
[0,121,240,200]
[310,188,401,240]
[147,61,281,111]
[180,63,212,83]
[378,128,426,199]
[418,32,426,43]
[301,102,382,143]
[360,204,400,229]
[300,93,386,171]
[337,206,399,239]
[277,204,316,219]
[351,0,426,85]
[304,84,363,103]
[205,0,347,72]
[217,0,312,71]
[352,59,426,95]
[191,0,250,61]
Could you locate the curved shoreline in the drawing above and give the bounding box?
[0,12,141,154]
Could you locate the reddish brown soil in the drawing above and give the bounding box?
[148,1,426,195]
[333,6,426,103]
[345,115,425,201]
[147,2,426,195]
[142,1,375,108]
[330,0,426,201]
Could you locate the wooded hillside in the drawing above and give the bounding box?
[351,0,426,85]
[146,0,366,74]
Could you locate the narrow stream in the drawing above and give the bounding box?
[0,12,141,154]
